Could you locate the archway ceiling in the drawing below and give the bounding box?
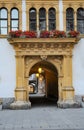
[29,61,58,76]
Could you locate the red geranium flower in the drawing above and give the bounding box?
[40,30,50,38]
[68,30,80,38]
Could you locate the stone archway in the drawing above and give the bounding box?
[28,60,59,103]
[24,56,63,104]
[8,38,80,109]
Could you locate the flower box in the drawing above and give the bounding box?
[8,30,80,39]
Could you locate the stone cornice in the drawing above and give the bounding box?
[8,38,79,56]
[8,37,78,44]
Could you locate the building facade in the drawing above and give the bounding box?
[0,0,84,109]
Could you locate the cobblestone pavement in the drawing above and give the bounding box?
[0,97,84,130]
[0,104,84,130]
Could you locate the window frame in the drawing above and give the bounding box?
[10,8,19,31]
[0,7,8,35]
[29,8,37,31]
[39,7,46,31]
[77,8,84,34]
[66,7,74,31]
[48,7,56,31]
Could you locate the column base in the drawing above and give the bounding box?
[57,100,82,108]
[9,101,31,110]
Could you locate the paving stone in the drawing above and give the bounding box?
[0,99,84,130]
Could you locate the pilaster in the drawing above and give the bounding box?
[10,55,31,109]
[58,55,80,108]
[8,37,80,109]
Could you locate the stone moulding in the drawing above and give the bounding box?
[8,38,79,56]
[7,37,81,109]
[8,37,79,44]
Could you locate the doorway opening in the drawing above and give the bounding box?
[29,60,58,107]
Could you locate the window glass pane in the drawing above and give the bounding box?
[39,8,46,30]
[49,8,56,19]
[66,8,74,19]
[30,9,36,19]
[77,8,84,33]
[77,8,84,19]
[1,20,7,27]
[39,20,46,30]
[49,21,56,30]
[30,22,36,31]
[66,20,74,31]
[66,8,74,31]
[77,20,84,33]
[39,8,46,19]
[1,28,7,34]
[29,8,36,31]
[48,8,56,30]
[11,9,18,19]
[1,8,7,18]
[12,20,18,27]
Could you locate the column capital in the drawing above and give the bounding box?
[63,54,73,58]
[15,55,25,58]
[74,11,77,14]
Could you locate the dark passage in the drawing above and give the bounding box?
[29,94,57,108]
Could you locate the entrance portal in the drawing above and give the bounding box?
[29,61,58,105]
[8,37,80,109]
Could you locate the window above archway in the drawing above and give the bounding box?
[0,8,8,34]
[10,8,19,31]
[66,8,74,31]
[29,8,37,31]
[48,8,56,30]
[39,8,46,31]
[77,8,84,34]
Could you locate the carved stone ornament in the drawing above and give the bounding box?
[7,37,80,109]
[7,38,79,58]
[40,55,47,60]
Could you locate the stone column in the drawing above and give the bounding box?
[19,11,22,30]
[74,11,77,31]
[63,10,66,31]
[46,9,48,31]
[37,9,39,32]
[10,55,31,109]
[8,11,10,32]
[56,11,59,30]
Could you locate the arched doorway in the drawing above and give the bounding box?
[8,38,79,109]
[29,60,58,106]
